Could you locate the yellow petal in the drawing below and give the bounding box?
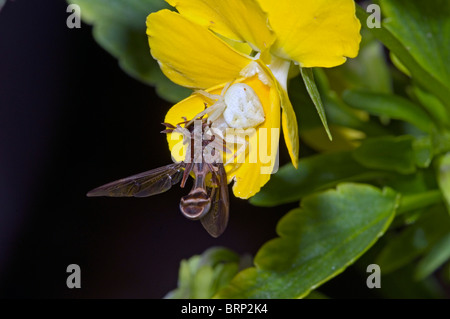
[258,0,361,67]
[146,9,252,89]
[164,76,280,199]
[164,91,209,164]
[250,61,299,168]
[166,0,275,52]
[228,76,280,199]
[280,88,299,168]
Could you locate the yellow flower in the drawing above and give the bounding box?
[146,0,361,199]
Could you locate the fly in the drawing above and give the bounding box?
[87,118,230,238]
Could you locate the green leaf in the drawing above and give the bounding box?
[325,29,392,94]
[436,152,450,213]
[412,136,434,168]
[343,90,434,133]
[352,136,419,174]
[431,130,450,155]
[376,206,450,274]
[381,0,450,97]
[67,0,191,103]
[165,247,242,299]
[389,52,411,77]
[212,263,241,294]
[192,265,215,298]
[356,4,450,109]
[415,232,450,280]
[300,67,332,140]
[215,184,398,298]
[411,86,450,128]
[250,151,384,207]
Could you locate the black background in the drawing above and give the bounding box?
[0,0,379,299]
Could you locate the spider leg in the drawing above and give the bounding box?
[194,90,221,102]
[225,134,248,165]
[220,79,236,96]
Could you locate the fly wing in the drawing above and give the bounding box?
[200,164,229,238]
[86,162,184,198]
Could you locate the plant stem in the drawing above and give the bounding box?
[396,190,443,215]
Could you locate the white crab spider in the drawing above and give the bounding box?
[187,82,266,165]
[188,82,265,129]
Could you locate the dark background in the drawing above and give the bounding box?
[0,0,372,299]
